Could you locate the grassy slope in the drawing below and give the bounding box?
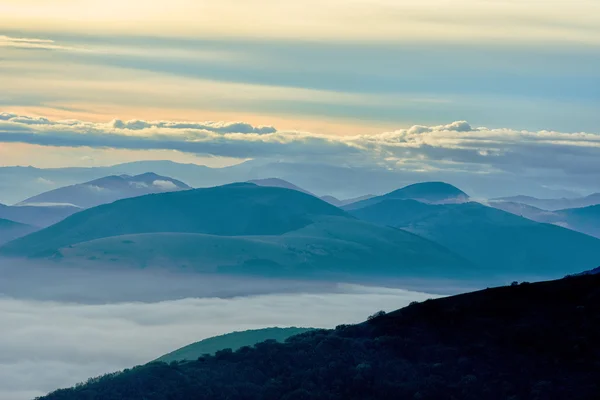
[155,327,314,363]
[59,216,473,279]
[0,183,347,257]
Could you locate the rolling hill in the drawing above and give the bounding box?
[37,274,600,400]
[1,183,470,279]
[343,182,469,211]
[0,218,37,246]
[351,199,600,277]
[155,327,314,363]
[19,173,190,209]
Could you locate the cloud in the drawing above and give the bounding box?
[1,113,600,182]
[0,283,438,399]
[152,180,178,190]
[0,35,78,51]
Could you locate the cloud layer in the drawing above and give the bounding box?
[2,112,600,181]
[0,285,438,400]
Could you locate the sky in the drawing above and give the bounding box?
[1,0,599,191]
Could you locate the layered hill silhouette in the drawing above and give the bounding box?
[19,173,190,209]
[0,202,80,227]
[343,182,469,211]
[491,201,600,239]
[0,183,470,279]
[248,178,375,207]
[0,218,37,245]
[350,199,600,276]
[38,274,600,400]
[494,193,600,211]
[155,327,314,363]
[248,178,314,196]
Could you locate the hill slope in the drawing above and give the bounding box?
[155,327,314,363]
[0,183,347,257]
[55,216,472,279]
[0,218,37,245]
[351,199,600,277]
[343,182,469,210]
[38,274,600,400]
[0,203,80,228]
[19,173,190,209]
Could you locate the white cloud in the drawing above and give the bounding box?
[0,286,438,399]
[0,35,79,51]
[152,180,178,190]
[1,113,600,179]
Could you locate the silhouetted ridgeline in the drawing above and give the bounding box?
[39,274,600,400]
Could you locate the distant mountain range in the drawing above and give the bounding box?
[3,181,598,281]
[493,193,600,211]
[1,159,586,205]
[490,201,600,239]
[19,173,190,209]
[155,327,314,363]
[37,273,600,400]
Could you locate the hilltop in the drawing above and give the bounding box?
[343,182,469,210]
[19,173,190,209]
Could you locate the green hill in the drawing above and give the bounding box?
[37,274,600,400]
[0,183,347,257]
[55,216,472,279]
[343,182,468,210]
[351,199,600,277]
[155,327,314,363]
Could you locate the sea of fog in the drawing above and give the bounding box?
[0,258,458,399]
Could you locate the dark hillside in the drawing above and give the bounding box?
[39,274,600,400]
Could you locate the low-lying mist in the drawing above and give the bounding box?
[1,287,439,399]
[0,257,447,399]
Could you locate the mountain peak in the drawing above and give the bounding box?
[386,182,468,203]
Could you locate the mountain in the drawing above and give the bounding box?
[493,193,600,211]
[350,199,600,277]
[343,182,469,211]
[38,274,600,400]
[0,203,80,228]
[155,327,314,363]
[0,184,470,280]
[0,218,37,245]
[247,178,314,196]
[19,173,190,209]
[490,202,600,239]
